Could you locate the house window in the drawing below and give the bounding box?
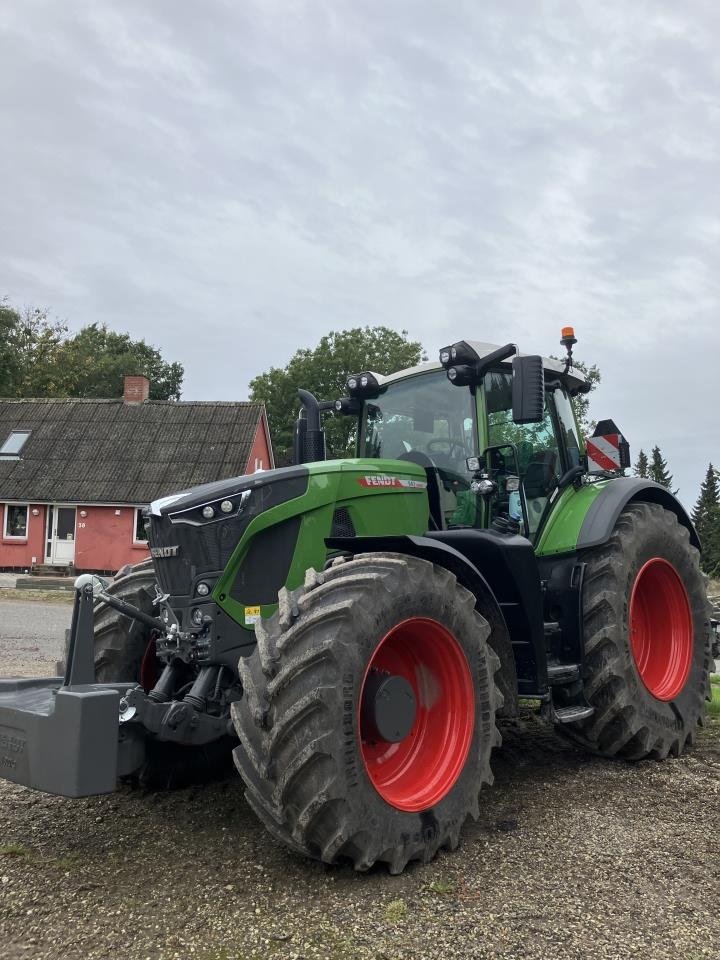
[4,504,29,539]
[133,508,149,544]
[0,431,31,458]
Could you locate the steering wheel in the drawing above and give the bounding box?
[426,438,467,460]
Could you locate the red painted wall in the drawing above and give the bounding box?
[245,413,273,473]
[0,503,149,573]
[74,505,149,572]
[0,504,47,570]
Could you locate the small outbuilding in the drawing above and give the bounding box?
[0,376,273,573]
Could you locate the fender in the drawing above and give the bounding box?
[577,478,700,551]
[325,533,521,713]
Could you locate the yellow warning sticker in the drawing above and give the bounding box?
[244,605,261,625]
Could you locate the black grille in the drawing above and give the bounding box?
[149,511,252,598]
[330,507,355,539]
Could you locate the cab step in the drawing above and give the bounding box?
[553,704,594,724]
[546,663,581,685]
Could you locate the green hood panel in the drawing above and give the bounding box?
[214,459,430,630]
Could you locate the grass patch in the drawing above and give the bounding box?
[0,843,30,857]
[708,680,720,720]
[384,898,408,923]
[426,877,457,896]
[0,588,73,604]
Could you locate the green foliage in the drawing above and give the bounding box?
[384,898,408,922]
[249,326,424,462]
[709,679,720,720]
[692,463,720,577]
[426,877,457,896]
[634,448,649,478]
[648,445,676,492]
[55,324,184,400]
[0,298,183,400]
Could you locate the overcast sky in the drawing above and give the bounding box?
[1,1,718,506]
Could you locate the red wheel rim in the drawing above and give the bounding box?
[629,558,693,701]
[359,617,475,812]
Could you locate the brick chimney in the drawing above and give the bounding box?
[123,375,150,404]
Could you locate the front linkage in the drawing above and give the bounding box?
[0,580,228,797]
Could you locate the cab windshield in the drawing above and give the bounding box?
[359,370,477,527]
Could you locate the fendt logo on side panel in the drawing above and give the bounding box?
[357,476,427,490]
[150,545,180,558]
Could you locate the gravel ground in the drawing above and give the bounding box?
[1,599,719,960]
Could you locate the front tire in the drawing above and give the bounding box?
[231,553,502,873]
[558,503,712,759]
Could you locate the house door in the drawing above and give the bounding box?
[46,506,77,565]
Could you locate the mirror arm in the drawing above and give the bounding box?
[556,465,585,491]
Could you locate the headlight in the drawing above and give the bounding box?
[191,608,203,626]
[202,505,215,519]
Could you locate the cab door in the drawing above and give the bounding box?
[479,370,582,540]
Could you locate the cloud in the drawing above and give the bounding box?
[0,0,718,501]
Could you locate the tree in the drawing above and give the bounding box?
[549,356,600,441]
[570,360,601,441]
[54,324,184,400]
[648,445,676,492]
[692,463,720,577]
[0,299,183,400]
[634,448,649,478]
[249,326,424,461]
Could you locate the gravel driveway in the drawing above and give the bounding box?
[1,598,719,960]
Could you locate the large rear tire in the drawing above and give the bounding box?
[557,503,712,758]
[93,561,234,788]
[231,552,502,873]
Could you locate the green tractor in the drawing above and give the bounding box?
[0,332,712,873]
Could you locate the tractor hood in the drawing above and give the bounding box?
[149,463,310,521]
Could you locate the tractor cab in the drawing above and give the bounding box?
[343,339,588,543]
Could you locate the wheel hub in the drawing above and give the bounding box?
[360,671,417,744]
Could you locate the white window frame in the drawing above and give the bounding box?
[3,503,29,540]
[133,507,149,544]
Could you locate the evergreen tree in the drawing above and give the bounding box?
[648,445,675,492]
[634,448,649,478]
[692,463,720,577]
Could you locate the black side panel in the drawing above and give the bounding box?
[426,529,547,696]
[326,533,521,712]
[578,478,700,550]
[231,516,302,606]
[537,553,585,665]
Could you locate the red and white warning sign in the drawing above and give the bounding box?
[587,434,624,473]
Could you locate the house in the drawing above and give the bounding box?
[0,376,273,573]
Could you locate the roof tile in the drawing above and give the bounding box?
[0,398,266,504]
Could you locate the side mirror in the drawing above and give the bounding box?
[511,355,544,424]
